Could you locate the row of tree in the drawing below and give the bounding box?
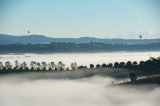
[0,56,160,74]
[0,61,78,74]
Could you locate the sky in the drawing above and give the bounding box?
[0,0,160,38]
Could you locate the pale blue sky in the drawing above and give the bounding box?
[0,0,160,38]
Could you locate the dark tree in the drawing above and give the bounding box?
[129,73,137,82]
[48,67,52,71]
[125,61,132,68]
[139,61,145,66]
[30,67,34,72]
[96,64,101,68]
[114,62,119,67]
[66,67,69,70]
[78,66,85,69]
[90,64,94,68]
[133,61,137,65]
[102,63,107,68]
[119,62,125,68]
[108,63,113,67]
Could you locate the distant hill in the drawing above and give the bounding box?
[0,42,160,54]
[0,34,160,45]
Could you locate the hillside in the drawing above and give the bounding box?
[0,34,160,45]
[119,75,160,85]
[0,42,160,54]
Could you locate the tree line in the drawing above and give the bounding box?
[0,61,79,74]
[0,56,160,74]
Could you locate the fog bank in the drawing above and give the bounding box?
[0,74,160,106]
[0,51,160,67]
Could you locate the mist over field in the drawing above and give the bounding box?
[0,0,160,105]
[0,51,160,106]
[0,73,160,106]
[0,52,160,67]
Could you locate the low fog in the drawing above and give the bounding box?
[0,52,160,67]
[0,73,160,106]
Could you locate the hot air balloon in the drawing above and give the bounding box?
[27,30,30,34]
[139,35,142,39]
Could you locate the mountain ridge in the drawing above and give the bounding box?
[0,34,160,45]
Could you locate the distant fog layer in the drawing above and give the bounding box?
[0,52,159,67]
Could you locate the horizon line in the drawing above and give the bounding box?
[0,33,160,40]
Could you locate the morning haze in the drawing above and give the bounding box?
[0,1,160,106]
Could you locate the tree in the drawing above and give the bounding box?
[30,66,34,72]
[139,35,142,39]
[66,67,69,71]
[132,61,138,69]
[114,62,119,67]
[0,62,4,69]
[5,61,12,69]
[119,62,125,68]
[125,61,132,68]
[22,61,27,69]
[144,60,153,71]
[2,67,6,73]
[58,61,65,70]
[15,60,19,69]
[78,65,85,69]
[129,73,137,82]
[30,61,36,70]
[139,61,145,68]
[37,62,41,70]
[108,63,113,67]
[19,63,24,72]
[133,61,137,65]
[90,64,94,68]
[96,64,101,68]
[42,61,47,70]
[71,62,78,70]
[51,62,56,70]
[102,63,107,68]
